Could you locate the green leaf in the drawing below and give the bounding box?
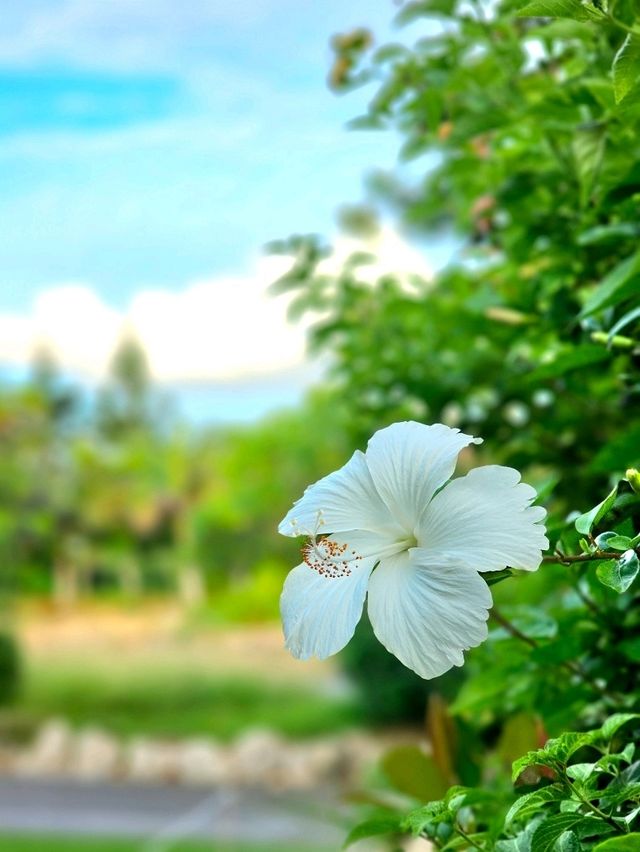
[577,222,640,245]
[497,819,544,851]
[402,801,448,836]
[346,114,385,130]
[620,636,640,662]
[512,749,556,782]
[512,732,597,782]
[594,835,640,851]
[498,714,541,766]
[551,731,599,762]
[395,0,457,23]
[381,746,449,801]
[575,484,618,534]
[518,0,605,20]
[608,305,640,340]
[613,35,640,104]
[528,345,610,381]
[505,784,565,826]
[531,814,593,852]
[601,781,640,808]
[595,531,632,550]
[603,534,632,550]
[573,124,605,207]
[484,568,514,586]
[492,607,557,640]
[344,816,402,847]
[531,632,587,666]
[444,785,495,814]
[557,831,580,852]
[566,762,595,782]
[601,760,640,809]
[596,743,636,772]
[581,252,640,317]
[596,551,640,593]
[623,807,640,826]
[601,713,640,740]
[574,817,615,840]
[590,424,640,472]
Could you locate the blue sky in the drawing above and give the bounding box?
[0,0,403,309]
[0,1,437,422]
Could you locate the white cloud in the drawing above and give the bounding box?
[128,256,306,382]
[0,255,305,383]
[0,229,432,384]
[0,0,396,72]
[318,226,433,286]
[0,285,122,378]
[0,0,281,70]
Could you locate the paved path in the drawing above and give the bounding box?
[0,778,344,848]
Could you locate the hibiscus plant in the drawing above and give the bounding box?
[272,0,640,847]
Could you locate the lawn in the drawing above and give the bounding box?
[4,608,364,743]
[8,663,361,741]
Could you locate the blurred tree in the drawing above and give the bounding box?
[96,332,153,440]
[30,345,78,428]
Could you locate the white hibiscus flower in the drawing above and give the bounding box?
[278,421,548,679]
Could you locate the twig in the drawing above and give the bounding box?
[454,824,485,851]
[565,778,629,835]
[491,606,536,647]
[543,550,621,565]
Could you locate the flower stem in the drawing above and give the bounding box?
[607,13,640,35]
[564,777,628,834]
[454,824,485,850]
[491,606,535,647]
[572,578,600,615]
[542,550,621,565]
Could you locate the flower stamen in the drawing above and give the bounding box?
[302,535,360,578]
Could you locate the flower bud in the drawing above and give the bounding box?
[626,469,640,494]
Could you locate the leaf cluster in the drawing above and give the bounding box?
[347,715,640,850]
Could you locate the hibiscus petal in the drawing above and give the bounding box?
[367,549,492,679]
[365,421,481,532]
[279,449,395,537]
[418,465,548,572]
[280,557,377,660]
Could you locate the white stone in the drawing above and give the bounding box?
[15,719,73,777]
[304,740,345,782]
[71,727,121,780]
[338,732,387,782]
[229,728,287,786]
[126,738,183,784]
[175,739,231,786]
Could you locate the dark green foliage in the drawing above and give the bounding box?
[339,616,464,724]
[0,634,21,706]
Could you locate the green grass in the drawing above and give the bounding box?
[0,835,334,852]
[8,663,362,742]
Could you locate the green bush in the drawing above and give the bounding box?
[0,633,21,706]
[340,616,464,725]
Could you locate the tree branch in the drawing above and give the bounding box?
[542,550,621,565]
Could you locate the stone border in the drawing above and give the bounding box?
[1,720,418,791]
